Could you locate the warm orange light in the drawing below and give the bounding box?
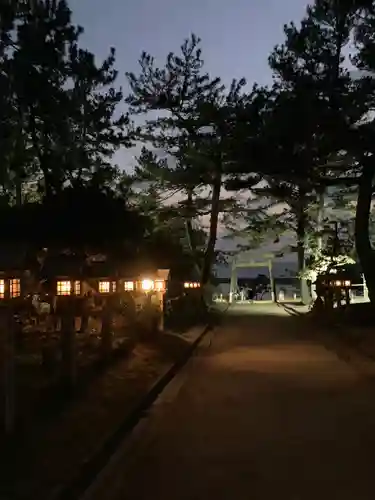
[57,281,71,296]
[10,279,21,298]
[74,281,81,295]
[124,281,134,291]
[141,279,154,291]
[0,279,5,299]
[99,281,110,293]
[184,281,200,289]
[112,281,117,292]
[155,280,165,292]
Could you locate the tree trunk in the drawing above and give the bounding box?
[201,173,221,285]
[316,189,325,254]
[184,188,201,280]
[15,175,22,206]
[296,200,311,305]
[355,161,375,302]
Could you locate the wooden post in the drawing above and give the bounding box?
[229,260,237,303]
[345,287,351,306]
[363,274,369,302]
[0,304,15,435]
[157,291,164,332]
[268,259,276,302]
[60,297,77,389]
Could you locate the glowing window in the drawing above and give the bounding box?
[184,281,200,289]
[155,280,165,291]
[99,281,110,293]
[124,281,134,291]
[57,281,71,296]
[141,279,154,291]
[0,279,5,299]
[10,279,21,298]
[74,281,81,295]
[112,281,117,292]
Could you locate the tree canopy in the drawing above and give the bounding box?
[3,0,375,300]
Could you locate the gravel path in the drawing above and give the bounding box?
[85,306,375,500]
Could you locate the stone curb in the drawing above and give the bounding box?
[50,323,212,500]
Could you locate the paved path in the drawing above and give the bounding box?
[85,306,375,500]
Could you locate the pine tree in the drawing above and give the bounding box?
[351,0,375,301]
[0,0,130,201]
[228,0,367,303]
[126,34,246,285]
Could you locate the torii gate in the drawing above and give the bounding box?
[229,252,275,303]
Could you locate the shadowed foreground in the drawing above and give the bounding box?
[84,305,375,500]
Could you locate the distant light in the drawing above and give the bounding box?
[99,281,110,293]
[57,281,71,296]
[344,280,351,287]
[184,281,200,289]
[124,281,134,291]
[141,279,154,291]
[74,281,81,296]
[155,280,165,292]
[10,279,21,298]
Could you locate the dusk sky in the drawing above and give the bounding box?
[71,0,310,87]
[71,0,310,170]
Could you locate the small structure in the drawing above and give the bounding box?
[39,253,83,297]
[0,274,22,300]
[229,253,275,303]
[315,272,352,309]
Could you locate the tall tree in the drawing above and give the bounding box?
[351,1,375,301]
[0,0,129,201]
[228,0,366,302]
[0,1,31,205]
[126,34,245,285]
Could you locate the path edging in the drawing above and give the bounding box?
[51,323,212,500]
